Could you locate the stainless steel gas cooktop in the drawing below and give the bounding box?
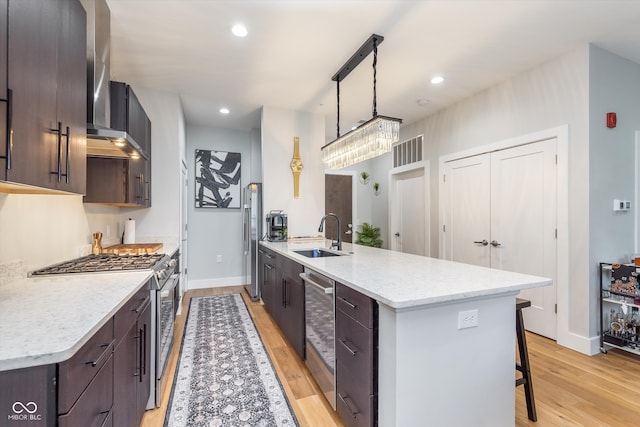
[30,253,166,275]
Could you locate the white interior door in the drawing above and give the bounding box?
[491,140,557,339]
[443,154,491,267]
[442,140,557,339]
[390,163,429,256]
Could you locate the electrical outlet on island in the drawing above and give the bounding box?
[457,309,479,329]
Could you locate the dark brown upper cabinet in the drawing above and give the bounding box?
[85,155,150,207]
[110,81,151,159]
[1,0,87,194]
[84,81,151,207]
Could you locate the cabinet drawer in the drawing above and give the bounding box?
[114,281,150,344]
[58,318,114,414]
[263,248,277,262]
[58,354,113,427]
[336,311,374,392]
[336,282,375,328]
[336,360,375,427]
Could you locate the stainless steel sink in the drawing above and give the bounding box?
[293,249,345,258]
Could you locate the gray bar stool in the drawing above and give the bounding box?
[516,298,537,422]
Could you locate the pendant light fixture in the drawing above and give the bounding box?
[321,34,402,169]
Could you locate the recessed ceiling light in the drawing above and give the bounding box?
[431,75,444,85]
[231,24,248,37]
[220,108,230,115]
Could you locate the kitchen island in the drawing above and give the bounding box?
[261,239,552,426]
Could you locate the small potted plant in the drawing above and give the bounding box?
[359,171,370,184]
[355,222,383,248]
[373,182,381,196]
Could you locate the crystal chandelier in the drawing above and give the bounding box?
[321,34,402,169]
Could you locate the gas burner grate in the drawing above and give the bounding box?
[30,253,166,276]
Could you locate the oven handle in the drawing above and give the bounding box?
[159,273,179,297]
[299,272,333,295]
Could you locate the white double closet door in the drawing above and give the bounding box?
[443,139,557,339]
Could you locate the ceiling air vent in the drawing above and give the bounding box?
[393,135,423,168]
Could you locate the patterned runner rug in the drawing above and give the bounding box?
[164,294,298,427]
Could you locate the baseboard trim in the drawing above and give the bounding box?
[187,276,246,290]
[558,331,600,356]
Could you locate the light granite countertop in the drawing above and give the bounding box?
[0,242,179,372]
[260,240,552,309]
[0,270,153,371]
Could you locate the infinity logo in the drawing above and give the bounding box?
[12,401,38,414]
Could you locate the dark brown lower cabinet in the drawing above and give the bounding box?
[0,364,56,427]
[259,247,278,318]
[58,355,113,427]
[113,286,151,427]
[335,282,378,427]
[258,247,305,360]
[280,267,305,359]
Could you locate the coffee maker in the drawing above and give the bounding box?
[266,211,287,241]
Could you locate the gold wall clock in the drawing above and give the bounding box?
[290,136,304,198]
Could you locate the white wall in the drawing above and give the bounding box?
[261,106,325,237]
[398,45,591,351]
[370,44,640,353]
[0,193,122,271]
[588,45,640,333]
[185,125,254,288]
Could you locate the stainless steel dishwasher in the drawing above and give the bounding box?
[300,267,336,409]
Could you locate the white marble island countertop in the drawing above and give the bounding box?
[261,239,551,309]
[0,270,152,371]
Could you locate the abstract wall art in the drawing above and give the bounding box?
[195,149,241,208]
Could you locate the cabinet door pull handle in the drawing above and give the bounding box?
[64,126,70,184]
[138,327,144,382]
[281,278,287,307]
[338,296,357,310]
[87,340,114,367]
[99,409,110,415]
[133,296,150,314]
[50,122,62,182]
[3,89,11,170]
[339,339,358,356]
[338,393,359,418]
[265,264,273,270]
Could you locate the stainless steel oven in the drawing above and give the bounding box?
[147,252,178,409]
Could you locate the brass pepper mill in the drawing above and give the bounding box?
[92,232,103,255]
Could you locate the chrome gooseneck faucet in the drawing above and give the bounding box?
[318,213,342,251]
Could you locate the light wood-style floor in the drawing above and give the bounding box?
[142,286,640,427]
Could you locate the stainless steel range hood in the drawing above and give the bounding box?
[81,0,145,159]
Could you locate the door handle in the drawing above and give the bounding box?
[395,232,400,237]
[490,240,502,247]
[473,240,489,246]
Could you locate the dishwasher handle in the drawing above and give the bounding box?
[299,272,334,295]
